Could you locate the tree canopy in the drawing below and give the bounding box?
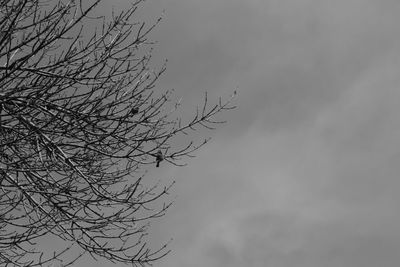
[0,0,235,266]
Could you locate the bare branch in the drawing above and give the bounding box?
[0,0,236,266]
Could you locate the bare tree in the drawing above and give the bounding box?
[0,0,235,266]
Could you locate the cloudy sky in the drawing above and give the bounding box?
[96,0,400,266]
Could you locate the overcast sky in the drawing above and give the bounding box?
[92,0,400,266]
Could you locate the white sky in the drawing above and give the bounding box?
[85,0,400,266]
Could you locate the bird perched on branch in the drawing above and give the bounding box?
[155,150,163,167]
[130,107,139,115]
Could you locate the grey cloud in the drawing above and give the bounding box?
[92,1,400,267]
[189,211,400,267]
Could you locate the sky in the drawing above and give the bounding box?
[93,0,400,266]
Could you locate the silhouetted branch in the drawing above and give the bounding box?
[0,0,235,266]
